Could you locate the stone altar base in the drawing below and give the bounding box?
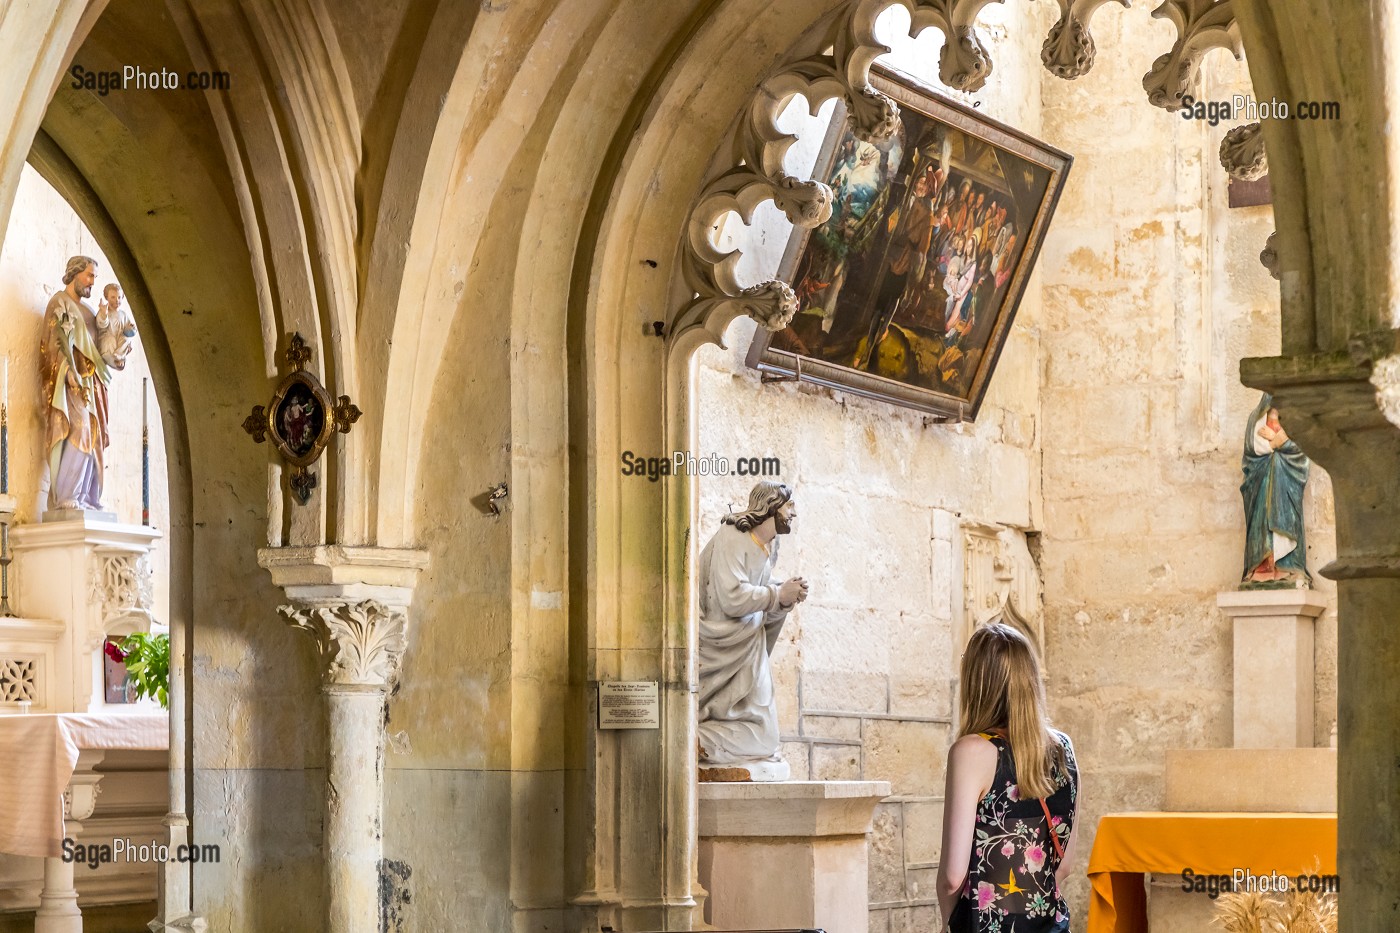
[698,780,889,933]
[1164,748,1336,812]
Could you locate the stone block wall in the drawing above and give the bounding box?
[1035,7,1338,926]
[698,6,1337,933]
[697,8,1052,929]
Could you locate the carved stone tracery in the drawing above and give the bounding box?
[0,657,35,702]
[1041,0,1131,80]
[672,0,1251,351]
[1142,0,1241,111]
[88,549,155,630]
[962,523,1043,652]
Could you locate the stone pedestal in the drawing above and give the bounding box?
[1219,589,1327,748]
[698,780,889,933]
[9,516,161,712]
[1162,589,1331,815]
[1151,591,1335,927]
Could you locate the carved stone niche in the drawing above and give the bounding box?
[959,521,1043,655]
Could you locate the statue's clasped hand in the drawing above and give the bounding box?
[778,576,810,609]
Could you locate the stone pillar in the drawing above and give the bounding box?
[697,781,890,933]
[278,599,407,933]
[1217,590,1327,748]
[259,546,426,933]
[35,750,103,933]
[1243,345,1400,929]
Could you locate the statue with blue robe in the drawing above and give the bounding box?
[1240,394,1310,587]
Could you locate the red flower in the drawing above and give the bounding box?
[104,640,128,663]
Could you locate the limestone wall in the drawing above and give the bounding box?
[1035,8,1337,923]
[0,163,170,630]
[698,7,1052,930]
[699,6,1337,933]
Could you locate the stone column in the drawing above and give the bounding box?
[260,542,426,933]
[1243,345,1400,928]
[35,750,103,933]
[279,600,407,933]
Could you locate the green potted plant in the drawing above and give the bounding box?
[103,632,170,709]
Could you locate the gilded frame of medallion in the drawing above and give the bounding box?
[265,370,336,470]
[242,333,361,504]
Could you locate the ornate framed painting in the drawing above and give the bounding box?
[746,64,1072,419]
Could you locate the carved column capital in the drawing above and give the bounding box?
[279,599,409,690]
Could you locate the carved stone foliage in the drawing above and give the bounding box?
[279,599,408,689]
[1220,121,1267,180]
[1040,0,1130,80]
[1369,354,1400,433]
[1142,0,1241,111]
[1259,230,1279,280]
[88,551,155,628]
[0,657,36,702]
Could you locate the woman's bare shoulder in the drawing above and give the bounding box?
[948,732,1000,763]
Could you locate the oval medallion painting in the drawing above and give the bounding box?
[277,382,325,460]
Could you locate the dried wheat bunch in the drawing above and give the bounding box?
[1213,889,1277,933]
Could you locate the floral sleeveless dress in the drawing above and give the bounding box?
[946,730,1078,933]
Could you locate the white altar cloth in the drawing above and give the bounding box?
[0,712,166,857]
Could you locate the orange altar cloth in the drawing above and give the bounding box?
[1086,812,1337,933]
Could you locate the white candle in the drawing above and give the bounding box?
[2,355,7,409]
[142,377,148,431]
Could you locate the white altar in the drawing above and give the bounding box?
[0,505,171,931]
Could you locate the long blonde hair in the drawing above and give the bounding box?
[958,622,1065,799]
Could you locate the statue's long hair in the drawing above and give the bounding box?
[721,481,792,533]
[958,622,1066,800]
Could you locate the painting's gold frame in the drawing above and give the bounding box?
[746,64,1072,420]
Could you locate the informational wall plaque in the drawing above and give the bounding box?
[598,681,659,729]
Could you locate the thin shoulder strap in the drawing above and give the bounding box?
[1039,797,1064,859]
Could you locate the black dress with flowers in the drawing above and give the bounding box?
[946,730,1078,933]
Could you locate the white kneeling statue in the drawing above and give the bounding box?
[697,481,808,781]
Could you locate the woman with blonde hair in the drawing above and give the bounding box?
[938,622,1079,932]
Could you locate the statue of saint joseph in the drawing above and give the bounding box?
[42,255,133,513]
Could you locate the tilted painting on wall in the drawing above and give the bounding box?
[747,65,1072,419]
